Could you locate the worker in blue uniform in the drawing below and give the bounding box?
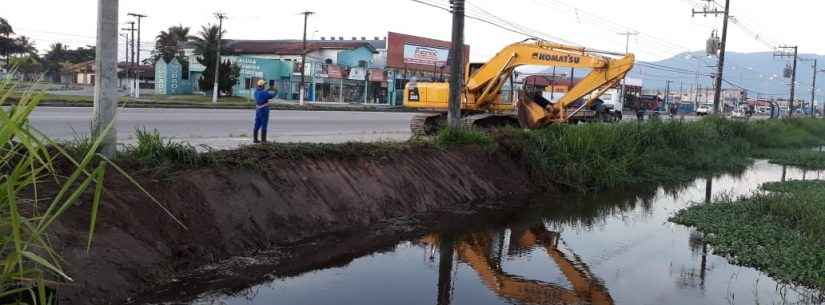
[253,80,277,143]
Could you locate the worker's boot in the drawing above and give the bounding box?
[261,130,268,144]
[253,130,260,144]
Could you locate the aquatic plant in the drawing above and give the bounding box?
[671,180,825,289]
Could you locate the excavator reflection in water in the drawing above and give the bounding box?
[420,225,613,305]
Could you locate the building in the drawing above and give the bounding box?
[159,32,471,106]
[155,57,193,95]
[385,32,470,105]
[67,60,153,88]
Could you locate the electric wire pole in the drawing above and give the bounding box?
[776,46,799,117]
[808,59,822,118]
[448,0,465,129]
[94,0,119,157]
[299,11,314,106]
[120,33,129,87]
[122,21,135,97]
[618,31,638,108]
[212,12,227,104]
[128,13,147,98]
[692,0,731,114]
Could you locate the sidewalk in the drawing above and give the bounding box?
[10,93,413,113]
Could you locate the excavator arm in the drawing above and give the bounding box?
[402,39,635,131]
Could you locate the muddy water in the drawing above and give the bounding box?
[185,161,824,305]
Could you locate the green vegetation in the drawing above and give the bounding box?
[0,79,109,303]
[671,180,825,289]
[752,148,825,170]
[0,79,180,303]
[435,128,495,149]
[437,118,825,191]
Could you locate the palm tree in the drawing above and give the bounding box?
[190,24,235,93]
[0,17,13,37]
[154,25,190,63]
[0,17,14,67]
[189,24,223,65]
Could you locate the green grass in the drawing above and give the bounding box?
[435,128,496,149]
[752,148,825,170]
[670,180,825,289]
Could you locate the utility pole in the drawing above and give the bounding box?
[119,33,129,88]
[617,32,638,108]
[94,0,119,157]
[664,80,673,109]
[122,21,135,97]
[775,46,799,117]
[128,13,147,98]
[448,0,465,129]
[212,12,227,104]
[299,11,314,106]
[808,59,822,118]
[692,0,731,114]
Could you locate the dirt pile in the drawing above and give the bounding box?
[51,146,529,304]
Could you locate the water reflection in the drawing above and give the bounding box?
[423,226,613,305]
[180,162,825,305]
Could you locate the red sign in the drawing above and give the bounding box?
[368,68,385,82]
[325,65,343,79]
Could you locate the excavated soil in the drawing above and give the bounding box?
[48,146,531,304]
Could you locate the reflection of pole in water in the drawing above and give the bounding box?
[705,177,713,204]
[803,170,807,181]
[699,242,708,290]
[782,166,787,182]
[437,234,455,305]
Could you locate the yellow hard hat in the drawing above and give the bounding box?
[256,80,266,87]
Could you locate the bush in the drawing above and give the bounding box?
[122,128,210,169]
[435,128,495,149]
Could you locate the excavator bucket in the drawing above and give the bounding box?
[517,99,551,129]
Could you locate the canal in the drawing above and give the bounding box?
[168,161,824,305]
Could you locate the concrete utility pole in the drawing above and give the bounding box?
[212,12,227,104]
[122,21,135,96]
[808,59,822,118]
[664,80,673,108]
[299,11,314,106]
[119,33,129,88]
[93,0,119,157]
[128,13,146,98]
[617,31,638,109]
[775,46,799,117]
[692,0,731,114]
[448,0,465,129]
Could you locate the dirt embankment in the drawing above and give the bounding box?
[51,147,530,304]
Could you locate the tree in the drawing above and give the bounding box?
[0,17,16,67]
[9,55,43,80]
[191,24,237,95]
[42,43,96,82]
[154,25,190,63]
[198,59,239,96]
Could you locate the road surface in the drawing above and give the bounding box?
[28,107,417,149]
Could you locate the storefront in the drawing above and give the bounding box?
[385,32,470,106]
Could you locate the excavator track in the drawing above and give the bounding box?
[410,113,446,137]
[461,113,521,131]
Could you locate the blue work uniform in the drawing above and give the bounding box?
[254,88,276,135]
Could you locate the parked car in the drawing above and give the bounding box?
[696,105,712,116]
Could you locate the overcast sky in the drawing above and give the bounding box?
[6,0,824,62]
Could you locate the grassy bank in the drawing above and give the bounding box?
[99,118,825,192]
[670,180,825,289]
[438,117,825,191]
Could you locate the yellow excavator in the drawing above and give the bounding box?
[420,226,614,305]
[404,39,635,135]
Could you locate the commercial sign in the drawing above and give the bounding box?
[403,44,449,67]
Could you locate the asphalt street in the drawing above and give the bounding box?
[28,107,417,149]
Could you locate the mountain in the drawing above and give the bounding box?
[636,51,825,100]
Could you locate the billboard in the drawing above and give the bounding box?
[403,44,449,67]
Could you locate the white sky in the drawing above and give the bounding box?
[5,0,825,62]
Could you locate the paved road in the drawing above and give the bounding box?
[28,107,417,149]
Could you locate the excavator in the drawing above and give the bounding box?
[404,39,635,135]
[420,226,614,305]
